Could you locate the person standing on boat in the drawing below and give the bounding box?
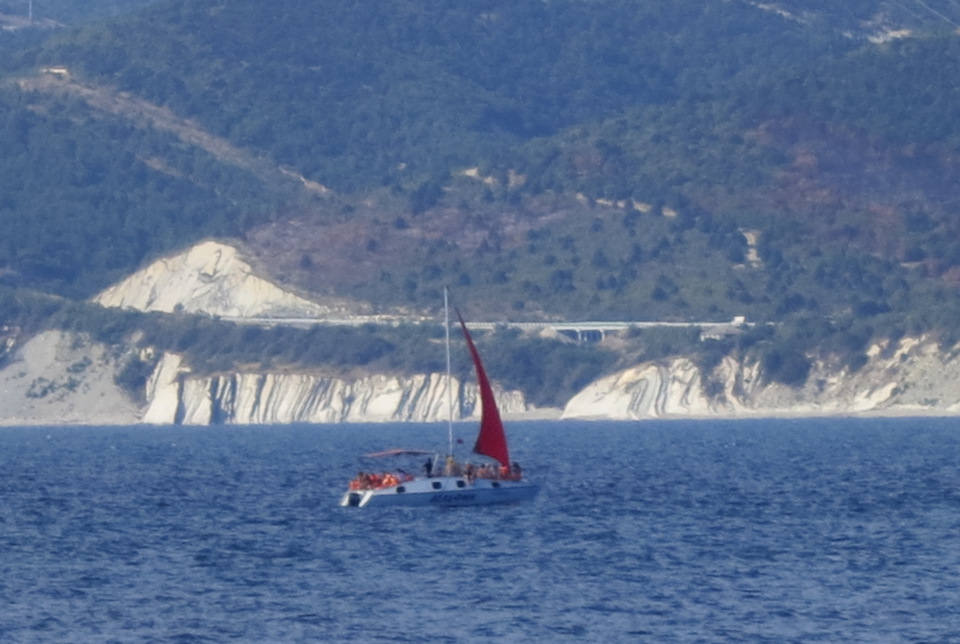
[423,457,434,477]
[445,455,463,476]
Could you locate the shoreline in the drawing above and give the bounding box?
[3,405,960,428]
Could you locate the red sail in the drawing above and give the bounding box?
[457,311,510,468]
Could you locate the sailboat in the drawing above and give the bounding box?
[340,291,539,508]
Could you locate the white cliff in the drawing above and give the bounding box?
[562,358,733,420]
[7,329,960,425]
[0,330,142,425]
[141,352,186,424]
[562,335,960,420]
[0,331,531,425]
[93,240,342,318]
[141,352,529,425]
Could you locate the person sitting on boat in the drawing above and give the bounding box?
[511,462,523,481]
[380,473,399,488]
[352,472,375,490]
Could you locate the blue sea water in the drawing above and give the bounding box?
[2,418,960,642]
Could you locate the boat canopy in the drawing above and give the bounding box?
[363,449,435,458]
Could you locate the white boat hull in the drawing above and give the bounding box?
[340,476,539,508]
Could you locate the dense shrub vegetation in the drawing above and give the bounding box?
[2,0,960,393]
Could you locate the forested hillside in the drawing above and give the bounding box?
[0,0,161,24]
[2,0,960,397]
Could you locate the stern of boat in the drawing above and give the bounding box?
[340,490,372,507]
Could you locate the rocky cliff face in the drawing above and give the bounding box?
[3,329,960,425]
[141,352,528,425]
[0,330,143,425]
[562,336,960,420]
[0,331,531,425]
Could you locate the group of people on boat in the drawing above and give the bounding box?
[348,471,415,491]
[347,456,525,491]
[428,455,524,482]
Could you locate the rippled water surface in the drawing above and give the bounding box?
[3,418,960,642]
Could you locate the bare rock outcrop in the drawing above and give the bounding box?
[3,329,960,426]
[0,330,142,425]
[93,240,349,318]
[562,336,960,420]
[141,352,528,425]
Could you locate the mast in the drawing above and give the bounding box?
[444,287,454,457]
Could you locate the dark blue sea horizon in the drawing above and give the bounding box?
[3,417,960,642]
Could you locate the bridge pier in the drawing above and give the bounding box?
[557,328,605,343]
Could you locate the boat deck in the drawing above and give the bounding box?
[341,475,539,507]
